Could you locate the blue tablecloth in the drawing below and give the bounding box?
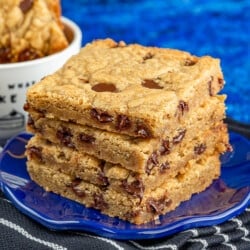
[62,0,250,124]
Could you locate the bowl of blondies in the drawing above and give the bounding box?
[0,0,82,145]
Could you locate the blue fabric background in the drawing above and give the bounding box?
[61,0,250,124]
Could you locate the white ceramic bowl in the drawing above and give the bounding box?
[0,17,82,145]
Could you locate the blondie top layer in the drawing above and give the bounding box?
[25,38,224,138]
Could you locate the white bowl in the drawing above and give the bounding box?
[0,17,82,145]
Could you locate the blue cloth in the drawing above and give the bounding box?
[62,0,250,124]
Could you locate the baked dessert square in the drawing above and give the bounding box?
[26,150,221,224]
[26,123,229,196]
[24,39,231,224]
[24,38,225,138]
[26,95,228,172]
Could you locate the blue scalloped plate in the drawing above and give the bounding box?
[0,131,250,240]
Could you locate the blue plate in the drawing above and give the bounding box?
[0,132,250,240]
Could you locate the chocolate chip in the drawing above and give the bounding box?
[78,133,95,144]
[19,0,33,13]
[125,210,140,220]
[135,124,152,138]
[93,194,108,209]
[90,108,114,123]
[69,119,77,123]
[149,152,158,165]
[18,49,39,62]
[27,146,42,162]
[142,79,163,89]
[122,178,144,199]
[98,172,109,187]
[173,129,186,144]
[146,197,172,214]
[71,178,85,197]
[0,47,11,63]
[159,139,171,155]
[184,58,197,66]
[208,76,214,96]
[23,102,30,111]
[116,115,131,131]
[56,127,75,148]
[177,100,189,116]
[159,162,170,173]
[143,52,154,60]
[27,115,35,127]
[194,143,206,155]
[218,78,224,88]
[91,83,117,92]
[146,152,158,174]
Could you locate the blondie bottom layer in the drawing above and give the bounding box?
[27,153,221,224]
[24,38,224,138]
[26,96,228,172]
[26,122,228,196]
[0,0,68,63]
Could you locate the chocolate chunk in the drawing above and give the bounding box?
[116,115,131,131]
[78,133,95,144]
[93,194,108,209]
[98,171,109,187]
[208,76,214,96]
[19,0,33,13]
[69,119,77,123]
[173,129,186,144]
[91,83,117,92]
[149,152,158,165]
[184,58,197,66]
[23,102,30,111]
[159,162,170,173]
[125,210,140,220]
[18,49,39,62]
[142,79,163,89]
[27,115,35,127]
[146,151,158,174]
[218,78,224,88]
[143,52,154,60]
[27,146,42,162]
[0,47,11,63]
[159,139,171,155]
[122,178,144,199]
[56,127,75,148]
[194,143,207,155]
[146,197,172,214]
[90,108,114,123]
[71,178,85,197]
[177,100,189,116]
[135,124,152,138]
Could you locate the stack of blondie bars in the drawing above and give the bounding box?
[24,39,230,224]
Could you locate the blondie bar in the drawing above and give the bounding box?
[24,38,224,138]
[26,96,227,172]
[27,152,221,224]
